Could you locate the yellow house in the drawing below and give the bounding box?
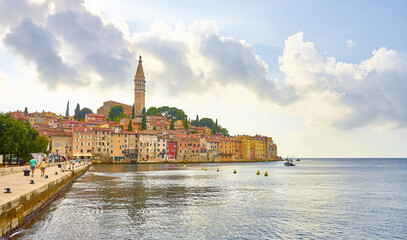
[236,135,254,160]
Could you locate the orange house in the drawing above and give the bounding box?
[219,138,233,161]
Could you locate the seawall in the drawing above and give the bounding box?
[0,162,92,238]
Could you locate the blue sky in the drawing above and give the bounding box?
[1,0,407,157]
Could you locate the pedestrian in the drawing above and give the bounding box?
[39,158,47,177]
[29,158,36,177]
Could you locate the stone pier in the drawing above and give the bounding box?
[0,162,92,237]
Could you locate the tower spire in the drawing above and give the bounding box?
[136,55,144,76]
[134,55,146,115]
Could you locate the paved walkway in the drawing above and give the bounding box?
[0,162,88,205]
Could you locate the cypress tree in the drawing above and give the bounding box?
[127,120,133,131]
[24,107,28,114]
[65,101,69,116]
[141,108,147,130]
[74,104,80,120]
[170,119,175,130]
[131,105,135,119]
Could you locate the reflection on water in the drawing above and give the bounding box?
[9,159,407,239]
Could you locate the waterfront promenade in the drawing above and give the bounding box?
[0,161,92,237]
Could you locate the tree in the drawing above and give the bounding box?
[0,113,49,164]
[183,120,189,130]
[170,118,175,130]
[74,104,80,120]
[65,101,69,116]
[153,126,157,130]
[141,108,147,130]
[131,105,135,119]
[24,107,28,114]
[127,120,133,131]
[108,105,124,120]
[146,107,158,116]
[78,108,93,120]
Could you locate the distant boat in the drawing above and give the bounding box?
[296,159,300,161]
[284,158,295,166]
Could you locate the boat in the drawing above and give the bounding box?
[284,157,295,166]
[296,159,300,161]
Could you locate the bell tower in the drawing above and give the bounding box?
[134,56,145,115]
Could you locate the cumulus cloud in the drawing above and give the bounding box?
[1,0,136,87]
[279,32,407,129]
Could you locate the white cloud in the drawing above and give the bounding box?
[346,39,355,48]
[279,32,407,129]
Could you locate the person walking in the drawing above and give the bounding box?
[29,158,36,177]
[39,158,47,177]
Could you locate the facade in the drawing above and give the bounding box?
[72,127,93,159]
[156,137,167,161]
[231,139,242,160]
[50,131,72,158]
[110,130,126,163]
[97,101,132,118]
[138,131,157,162]
[85,114,107,123]
[92,127,110,162]
[123,131,138,161]
[134,56,146,115]
[219,138,233,161]
[166,141,178,160]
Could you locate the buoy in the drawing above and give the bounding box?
[216,168,219,172]
[256,170,260,175]
[204,168,207,171]
[194,166,196,168]
[201,167,204,170]
[184,165,187,168]
[264,171,268,177]
[233,169,237,174]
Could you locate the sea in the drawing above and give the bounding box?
[7,158,407,240]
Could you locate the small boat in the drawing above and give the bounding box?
[296,159,300,161]
[284,157,295,166]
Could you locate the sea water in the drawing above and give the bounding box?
[8,159,407,239]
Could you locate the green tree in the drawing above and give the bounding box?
[146,107,158,116]
[108,105,124,120]
[183,120,189,130]
[141,108,147,130]
[153,126,157,130]
[199,118,215,129]
[78,108,93,120]
[24,107,28,114]
[74,103,80,120]
[128,120,133,131]
[131,105,135,119]
[0,113,49,164]
[65,101,70,116]
[170,118,175,130]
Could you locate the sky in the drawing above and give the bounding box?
[1,0,407,158]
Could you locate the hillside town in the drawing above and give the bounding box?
[6,109,280,163]
[1,56,280,164]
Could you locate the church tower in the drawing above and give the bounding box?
[134,56,145,115]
